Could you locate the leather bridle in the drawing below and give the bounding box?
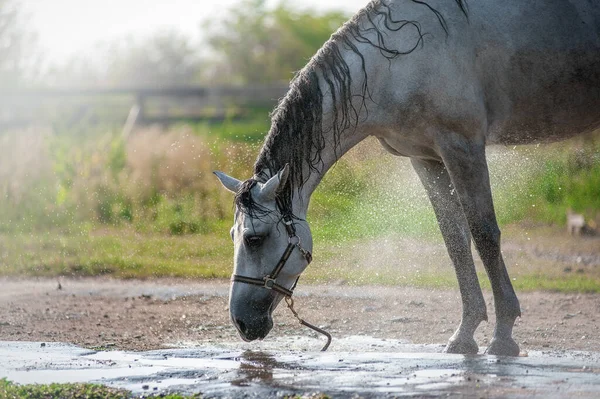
[230,195,331,351]
[231,197,312,297]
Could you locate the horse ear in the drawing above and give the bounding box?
[213,171,242,194]
[258,164,290,201]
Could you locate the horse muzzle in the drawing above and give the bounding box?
[231,313,273,341]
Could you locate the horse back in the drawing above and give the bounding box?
[468,0,600,144]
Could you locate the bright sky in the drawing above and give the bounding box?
[21,0,369,65]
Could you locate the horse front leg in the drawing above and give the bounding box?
[411,158,487,354]
[436,133,521,356]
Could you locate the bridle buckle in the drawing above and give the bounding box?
[263,276,276,289]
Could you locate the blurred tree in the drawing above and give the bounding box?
[204,0,348,84]
[0,0,40,88]
[45,1,347,87]
[103,30,203,86]
[46,30,203,87]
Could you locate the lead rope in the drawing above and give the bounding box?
[275,194,330,351]
[285,296,332,351]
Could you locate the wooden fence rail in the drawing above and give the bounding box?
[0,85,290,129]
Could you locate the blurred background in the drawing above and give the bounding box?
[0,0,598,288]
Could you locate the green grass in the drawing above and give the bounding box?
[309,155,439,242]
[2,224,599,293]
[0,379,328,399]
[0,379,202,398]
[498,274,600,293]
[190,108,271,143]
[527,155,600,224]
[0,230,231,279]
[0,379,133,399]
[487,141,600,225]
[303,264,600,293]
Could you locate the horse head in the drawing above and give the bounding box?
[214,165,313,341]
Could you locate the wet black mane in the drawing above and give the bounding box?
[236,0,468,217]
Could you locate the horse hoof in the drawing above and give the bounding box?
[485,338,520,356]
[444,337,479,355]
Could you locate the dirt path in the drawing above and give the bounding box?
[0,277,598,353]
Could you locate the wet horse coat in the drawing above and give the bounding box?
[215,0,600,355]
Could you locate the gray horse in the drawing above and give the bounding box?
[215,0,600,356]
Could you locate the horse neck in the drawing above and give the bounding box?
[296,54,381,208]
[287,76,372,216]
[257,112,368,218]
[298,109,368,203]
[255,10,397,215]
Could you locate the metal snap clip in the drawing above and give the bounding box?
[288,235,301,246]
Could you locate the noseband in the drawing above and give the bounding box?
[231,194,331,351]
[232,197,312,296]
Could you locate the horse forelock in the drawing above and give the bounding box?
[250,0,469,218]
[234,179,271,221]
[234,178,298,225]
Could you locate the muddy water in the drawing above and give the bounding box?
[1,338,599,398]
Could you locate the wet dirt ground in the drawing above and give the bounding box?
[0,278,599,397]
[0,278,599,352]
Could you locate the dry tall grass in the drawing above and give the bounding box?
[0,127,61,231]
[124,126,257,223]
[0,127,52,202]
[0,124,260,233]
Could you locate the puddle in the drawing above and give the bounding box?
[1,338,599,398]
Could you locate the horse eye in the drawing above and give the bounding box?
[245,235,265,247]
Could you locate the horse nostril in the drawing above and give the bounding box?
[235,318,247,334]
